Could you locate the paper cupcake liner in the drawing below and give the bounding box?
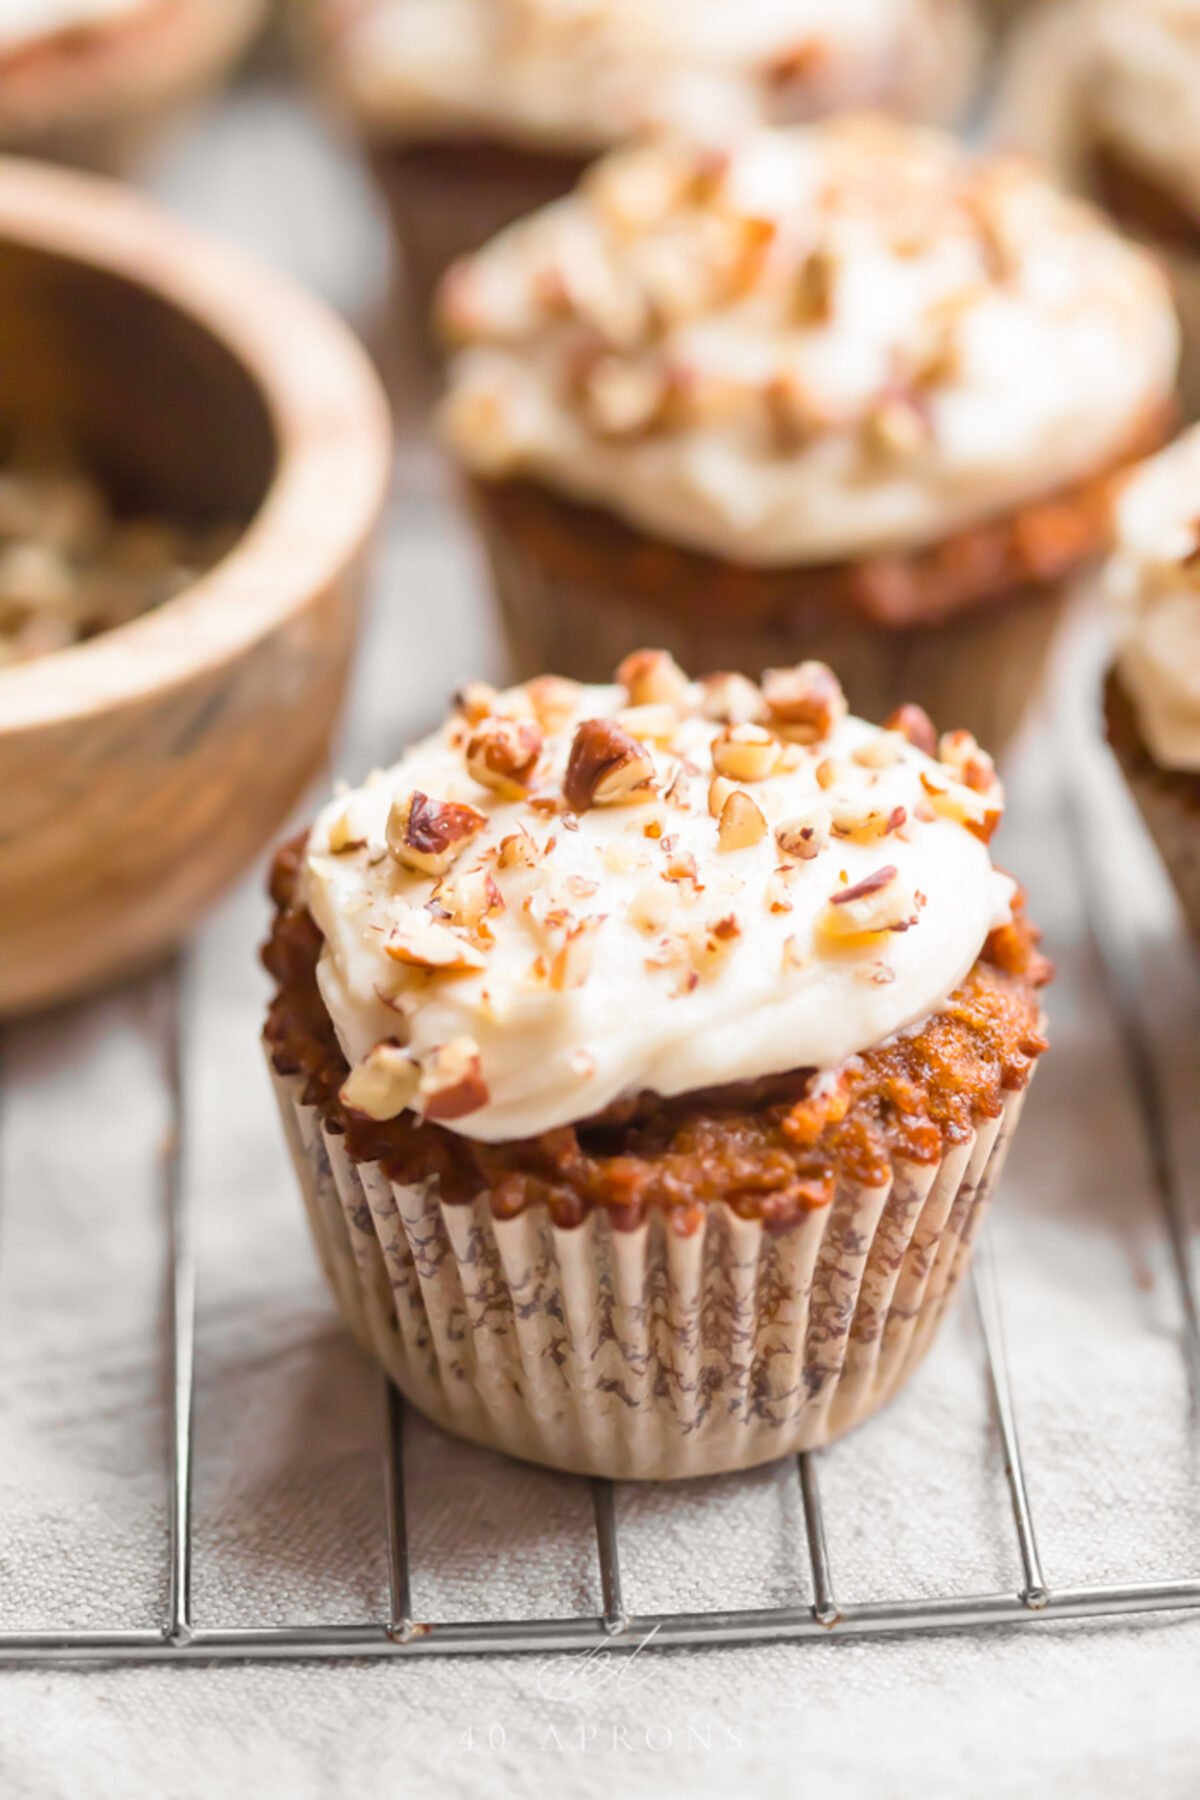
[368,141,589,358]
[268,1054,1029,1480]
[472,486,1069,759]
[1111,734,1200,942]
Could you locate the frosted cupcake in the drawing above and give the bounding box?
[1105,428,1200,938]
[313,0,981,337]
[439,117,1178,753]
[263,652,1051,1479]
[0,0,263,170]
[999,0,1200,409]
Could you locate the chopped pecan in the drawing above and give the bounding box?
[821,865,917,936]
[524,674,581,732]
[775,812,829,862]
[466,716,544,799]
[419,1038,489,1121]
[698,671,766,725]
[717,789,768,852]
[563,718,657,811]
[616,648,691,709]
[340,1041,420,1122]
[384,906,487,972]
[711,722,781,782]
[761,662,847,744]
[387,790,486,877]
[884,703,938,757]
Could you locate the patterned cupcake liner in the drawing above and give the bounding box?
[268,1055,1030,1480]
[472,485,1069,759]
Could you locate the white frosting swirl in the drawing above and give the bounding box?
[1109,426,1200,773]
[439,120,1178,566]
[323,0,978,147]
[302,664,1014,1143]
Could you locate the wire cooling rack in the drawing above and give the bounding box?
[1,747,1198,1669]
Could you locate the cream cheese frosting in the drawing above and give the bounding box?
[439,118,1179,567]
[302,654,1015,1143]
[1109,427,1200,773]
[0,0,152,51]
[323,0,978,148]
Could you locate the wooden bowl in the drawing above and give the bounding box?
[0,0,267,173]
[0,158,392,1017]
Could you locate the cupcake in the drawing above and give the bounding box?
[313,0,981,340]
[999,0,1200,410]
[0,0,264,171]
[438,117,1179,754]
[1105,427,1200,938]
[263,652,1051,1480]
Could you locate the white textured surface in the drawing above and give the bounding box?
[0,75,1198,1800]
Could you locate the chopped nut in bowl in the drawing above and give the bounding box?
[263,649,1051,1481]
[0,450,235,668]
[0,159,391,1017]
[439,115,1180,753]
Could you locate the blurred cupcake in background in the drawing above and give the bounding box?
[0,0,265,170]
[313,0,981,344]
[438,116,1178,754]
[998,0,1200,410]
[1105,426,1200,939]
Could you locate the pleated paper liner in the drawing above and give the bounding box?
[1110,731,1200,943]
[269,1055,1031,1480]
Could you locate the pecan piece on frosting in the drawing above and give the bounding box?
[384,905,487,973]
[885,703,937,758]
[387,790,486,876]
[821,865,917,937]
[698,671,765,726]
[711,722,781,782]
[761,662,847,744]
[340,1041,420,1122]
[452,680,499,726]
[525,674,581,732]
[775,812,829,862]
[466,716,544,799]
[563,717,657,811]
[616,647,690,709]
[717,789,767,852]
[419,1038,489,1121]
[938,729,998,794]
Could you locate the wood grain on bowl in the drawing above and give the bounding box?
[0,157,392,1016]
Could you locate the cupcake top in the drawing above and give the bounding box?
[1108,426,1200,773]
[439,118,1178,567]
[323,0,977,149]
[302,653,1015,1142]
[1081,0,1200,219]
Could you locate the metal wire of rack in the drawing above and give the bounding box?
[1,748,1198,1669]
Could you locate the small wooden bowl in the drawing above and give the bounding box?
[0,157,392,1017]
[0,0,267,173]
